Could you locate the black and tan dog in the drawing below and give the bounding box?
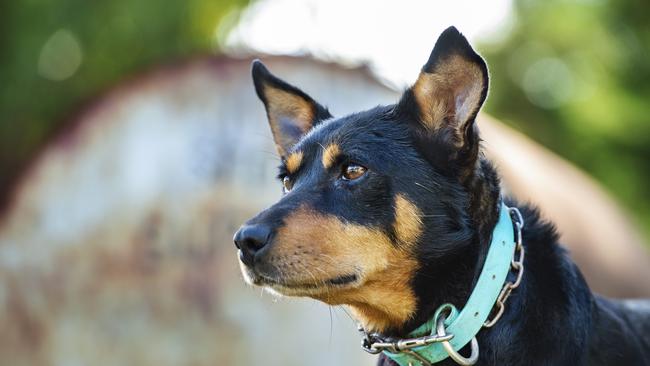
[233,27,650,365]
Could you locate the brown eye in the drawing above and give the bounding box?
[282,176,293,192]
[342,164,367,180]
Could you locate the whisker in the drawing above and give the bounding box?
[328,306,334,348]
[414,181,440,192]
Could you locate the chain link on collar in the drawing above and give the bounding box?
[484,207,525,327]
[360,206,525,366]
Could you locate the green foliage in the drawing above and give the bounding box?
[482,0,650,238]
[0,0,248,196]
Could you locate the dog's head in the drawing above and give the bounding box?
[234,27,493,333]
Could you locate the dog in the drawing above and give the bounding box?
[233,26,650,365]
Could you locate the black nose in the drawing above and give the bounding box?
[233,224,271,266]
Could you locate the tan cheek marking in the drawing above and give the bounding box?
[335,257,417,333]
[413,55,484,138]
[393,194,423,245]
[321,143,341,169]
[273,206,419,332]
[285,151,303,174]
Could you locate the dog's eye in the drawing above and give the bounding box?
[282,176,293,192]
[342,164,367,181]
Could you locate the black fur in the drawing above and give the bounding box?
[237,26,650,365]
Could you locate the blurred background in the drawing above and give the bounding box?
[0,0,648,365]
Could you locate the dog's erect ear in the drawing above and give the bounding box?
[411,26,488,138]
[252,60,332,156]
[399,26,488,173]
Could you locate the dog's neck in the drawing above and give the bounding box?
[385,157,502,337]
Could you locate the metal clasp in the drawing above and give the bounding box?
[360,320,456,366]
[361,332,454,354]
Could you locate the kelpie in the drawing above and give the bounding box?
[233,26,650,365]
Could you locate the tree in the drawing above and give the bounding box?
[482,0,650,239]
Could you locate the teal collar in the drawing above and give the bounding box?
[363,202,522,366]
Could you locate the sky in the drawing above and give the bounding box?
[225,0,514,87]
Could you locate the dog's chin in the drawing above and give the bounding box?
[239,262,359,297]
[264,274,360,298]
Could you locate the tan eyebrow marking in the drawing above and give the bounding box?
[322,144,341,169]
[285,151,304,174]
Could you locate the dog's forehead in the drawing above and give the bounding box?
[292,106,396,157]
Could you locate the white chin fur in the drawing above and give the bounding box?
[238,259,255,285]
[263,287,283,297]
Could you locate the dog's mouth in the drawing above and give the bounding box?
[240,261,360,294]
[258,272,359,289]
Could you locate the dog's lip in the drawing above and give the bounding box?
[257,273,359,289]
[325,274,358,286]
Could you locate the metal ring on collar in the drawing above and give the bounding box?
[436,315,479,366]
